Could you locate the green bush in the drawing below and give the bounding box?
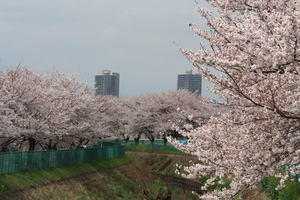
[114,180,136,199]
[261,176,280,199]
[150,179,168,197]
[261,176,300,200]
[195,175,231,191]
[150,164,159,171]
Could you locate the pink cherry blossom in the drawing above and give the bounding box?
[169,0,300,199]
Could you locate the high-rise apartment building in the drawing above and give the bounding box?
[95,70,120,97]
[177,69,202,96]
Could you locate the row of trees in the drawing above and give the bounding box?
[168,0,300,199]
[3,1,299,198]
[0,66,218,152]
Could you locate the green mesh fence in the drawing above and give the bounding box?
[0,142,125,174]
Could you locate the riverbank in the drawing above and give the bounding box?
[127,152,269,200]
[0,152,269,199]
[0,154,170,200]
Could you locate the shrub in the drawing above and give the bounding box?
[261,176,300,200]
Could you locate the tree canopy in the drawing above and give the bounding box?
[169,0,300,199]
[0,66,216,152]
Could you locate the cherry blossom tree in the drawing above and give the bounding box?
[120,95,152,141]
[169,1,300,199]
[0,66,48,151]
[0,66,121,151]
[0,68,25,151]
[117,96,138,141]
[122,90,217,142]
[81,95,125,143]
[32,69,95,150]
[149,90,217,142]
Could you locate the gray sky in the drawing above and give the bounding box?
[0,0,219,99]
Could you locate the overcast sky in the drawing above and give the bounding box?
[0,0,219,99]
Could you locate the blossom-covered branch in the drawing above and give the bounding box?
[170,0,300,199]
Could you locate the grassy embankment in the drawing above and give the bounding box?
[0,155,133,195]
[2,143,294,200]
[128,143,300,200]
[124,142,191,156]
[0,145,175,200]
[0,143,189,200]
[0,142,188,194]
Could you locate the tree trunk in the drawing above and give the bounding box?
[163,137,168,143]
[149,137,155,143]
[28,137,37,151]
[134,136,140,145]
[1,147,7,152]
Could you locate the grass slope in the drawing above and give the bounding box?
[0,154,170,200]
[0,155,133,195]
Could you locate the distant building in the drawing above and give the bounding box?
[95,70,120,97]
[177,69,202,96]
